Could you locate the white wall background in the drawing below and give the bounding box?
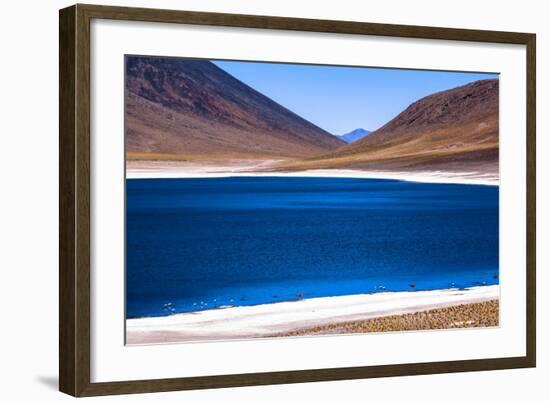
[0,0,546,400]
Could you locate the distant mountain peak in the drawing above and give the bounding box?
[338,128,371,143]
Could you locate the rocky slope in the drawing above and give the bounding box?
[125,56,344,160]
[284,79,499,173]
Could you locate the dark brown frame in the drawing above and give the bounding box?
[59,3,536,397]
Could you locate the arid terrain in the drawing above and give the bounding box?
[126,56,344,162]
[126,57,498,180]
[277,79,499,175]
[279,300,499,337]
[125,61,500,344]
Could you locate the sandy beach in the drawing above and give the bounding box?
[126,285,499,345]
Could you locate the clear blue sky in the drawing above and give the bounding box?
[214,60,498,136]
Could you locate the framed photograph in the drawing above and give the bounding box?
[59,4,536,397]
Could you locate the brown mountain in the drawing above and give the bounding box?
[125,56,344,161]
[283,79,499,173]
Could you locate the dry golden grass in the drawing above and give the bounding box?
[278,300,499,337]
[274,117,498,173]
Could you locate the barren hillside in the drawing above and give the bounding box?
[280,79,499,174]
[126,56,345,161]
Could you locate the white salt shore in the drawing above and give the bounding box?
[126,167,498,186]
[126,285,499,345]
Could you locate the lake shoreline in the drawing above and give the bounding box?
[126,285,499,345]
[126,161,498,186]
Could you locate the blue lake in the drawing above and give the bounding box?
[126,177,499,318]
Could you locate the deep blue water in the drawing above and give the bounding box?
[126,177,499,318]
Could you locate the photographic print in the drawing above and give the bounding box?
[124,55,499,345]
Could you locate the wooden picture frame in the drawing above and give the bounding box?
[59,3,536,397]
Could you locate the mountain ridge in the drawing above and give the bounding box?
[281,78,499,173]
[126,56,345,160]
